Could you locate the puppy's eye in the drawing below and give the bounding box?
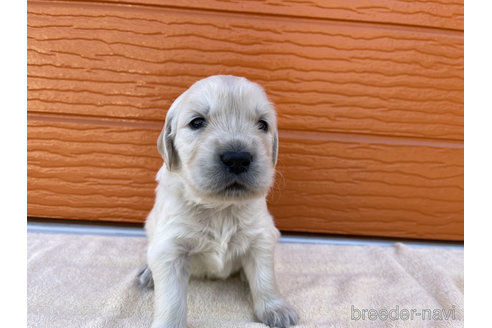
[257,120,269,132]
[189,117,206,130]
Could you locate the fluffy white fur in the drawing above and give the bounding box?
[139,75,298,328]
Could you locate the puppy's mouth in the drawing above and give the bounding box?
[223,182,248,193]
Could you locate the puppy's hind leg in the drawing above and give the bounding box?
[137,264,154,289]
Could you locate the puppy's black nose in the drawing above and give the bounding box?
[220,151,252,175]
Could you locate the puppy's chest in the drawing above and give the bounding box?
[188,216,250,278]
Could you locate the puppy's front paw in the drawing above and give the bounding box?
[256,298,298,328]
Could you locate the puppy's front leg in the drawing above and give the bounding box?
[147,241,190,328]
[242,242,298,328]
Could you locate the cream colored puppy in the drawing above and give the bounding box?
[138,75,298,328]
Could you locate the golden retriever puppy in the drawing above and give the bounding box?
[138,75,298,328]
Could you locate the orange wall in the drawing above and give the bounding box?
[27,0,464,240]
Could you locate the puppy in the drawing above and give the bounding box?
[138,75,298,328]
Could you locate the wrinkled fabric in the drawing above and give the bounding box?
[27,233,463,328]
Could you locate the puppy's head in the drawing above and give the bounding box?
[158,75,278,203]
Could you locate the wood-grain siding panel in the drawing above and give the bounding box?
[272,133,463,240]
[60,0,464,31]
[27,117,463,240]
[27,1,464,140]
[28,117,161,222]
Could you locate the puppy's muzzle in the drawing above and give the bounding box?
[220,151,252,175]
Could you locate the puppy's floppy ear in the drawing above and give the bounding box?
[157,95,183,171]
[272,130,279,167]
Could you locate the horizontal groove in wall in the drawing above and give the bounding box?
[27,112,163,129]
[27,112,464,148]
[42,0,464,34]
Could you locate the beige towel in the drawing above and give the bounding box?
[27,233,463,328]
